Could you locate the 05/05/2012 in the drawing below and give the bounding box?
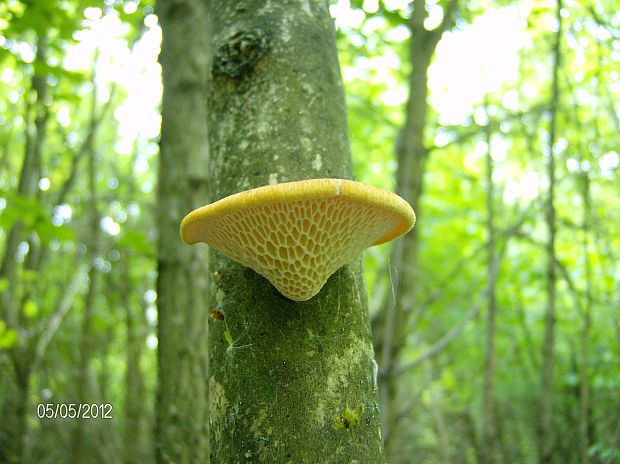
[36,403,113,419]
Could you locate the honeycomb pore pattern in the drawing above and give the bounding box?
[181,179,415,301]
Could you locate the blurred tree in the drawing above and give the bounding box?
[155,0,210,462]
[204,1,384,462]
[73,60,103,464]
[372,0,459,460]
[540,0,563,461]
[0,1,155,462]
[120,153,151,463]
[0,32,49,464]
[482,96,502,464]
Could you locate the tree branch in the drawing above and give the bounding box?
[438,0,459,35]
[514,231,581,298]
[387,286,488,377]
[55,84,117,206]
[32,263,89,371]
[381,209,527,379]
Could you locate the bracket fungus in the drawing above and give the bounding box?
[180,178,415,301]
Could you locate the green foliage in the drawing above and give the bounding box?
[0,0,616,462]
[22,299,37,318]
[0,320,18,349]
[117,229,155,258]
[337,0,620,462]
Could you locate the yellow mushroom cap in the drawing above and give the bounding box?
[180,178,415,301]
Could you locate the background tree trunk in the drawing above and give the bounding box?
[122,256,150,464]
[204,1,384,462]
[374,1,457,459]
[74,67,102,464]
[0,34,49,464]
[540,0,563,461]
[482,98,501,464]
[156,0,210,462]
[578,142,593,464]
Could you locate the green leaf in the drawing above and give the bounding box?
[0,327,18,350]
[0,192,47,231]
[34,218,75,244]
[23,299,38,318]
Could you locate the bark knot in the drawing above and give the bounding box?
[213,30,269,80]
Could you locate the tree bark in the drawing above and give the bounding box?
[156,0,210,462]
[540,0,563,461]
[204,1,384,462]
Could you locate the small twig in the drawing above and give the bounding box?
[387,287,488,378]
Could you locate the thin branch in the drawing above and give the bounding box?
[372,195,532,338]
[587,4,620,41]
[55,83,117,206]
[438,0,459,35]
[428,103,547,153]
[388,286,488,377]
[32,263,89,370]
[384,219,517,379]
[514,231,581,298]
[604,87,620,137]
[418,199,532,308]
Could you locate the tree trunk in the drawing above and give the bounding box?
[74,66,102,464]
[540,0,563,461]
[482,99,501,464]
[0,34,49,464]
[0,372,30,464]
[374,1,457,458]
[123,272,149,463]
[0,34,48,326]
[578,157,593,464]
[121,161,150,463]
[156,0,210,462]
[426,363,451,463]
[204,1,384,462]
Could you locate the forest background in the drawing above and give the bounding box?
[0,0,618,463]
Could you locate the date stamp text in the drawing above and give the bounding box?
[36,403,113,419]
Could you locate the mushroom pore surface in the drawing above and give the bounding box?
[180,179,415,301]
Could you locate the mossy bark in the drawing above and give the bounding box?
[156,0,210,462]
[204,1,385,462]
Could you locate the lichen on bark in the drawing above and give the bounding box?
[204,1,385,462]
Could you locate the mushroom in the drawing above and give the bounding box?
[180,178,415,301]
